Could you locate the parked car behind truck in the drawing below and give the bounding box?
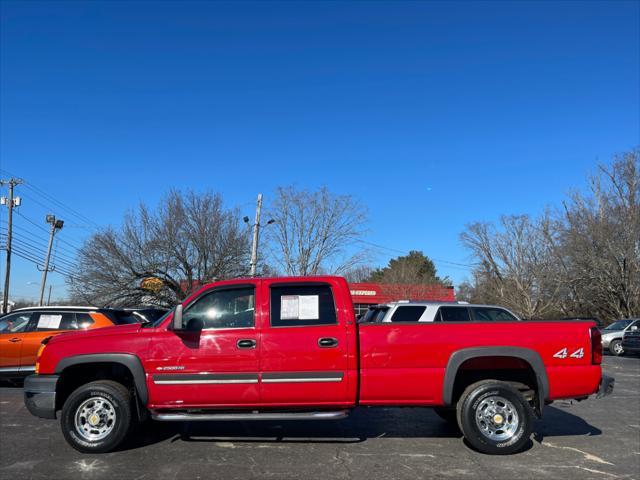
[601,318,640,356]
[24,276,613,455]
[621,322,640,355]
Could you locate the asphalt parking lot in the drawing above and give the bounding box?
[1,355,638,480]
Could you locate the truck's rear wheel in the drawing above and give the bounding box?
[61,380,133,453]
[456,380,532,455]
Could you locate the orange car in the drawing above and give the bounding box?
[0,306,138,378]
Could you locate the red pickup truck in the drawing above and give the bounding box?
[24,276,613,455]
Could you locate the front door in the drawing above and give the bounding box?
[259,281,352,406]
[146,283,261,408]
[0,312,32,374]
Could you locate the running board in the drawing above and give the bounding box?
[152,410,350,422]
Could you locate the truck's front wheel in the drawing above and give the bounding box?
[456,380,533,455]
[61,380,133,453]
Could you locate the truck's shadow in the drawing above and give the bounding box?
[123,405,601,453]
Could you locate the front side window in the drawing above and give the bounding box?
[390,306,427,322]
[437,306,471,322]
[0,312,32,333]
[472,307,518,322]
[183,287,255,329]
[270,284,337,327]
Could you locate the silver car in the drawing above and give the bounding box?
[601,319,640,356]
[359,300,521,323]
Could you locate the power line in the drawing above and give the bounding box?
[11,246,83,283]
[354,239,476,270]
[14,211,85,252]
[1,234,79,269]
[0,168,99,229]
[1,222,83,258]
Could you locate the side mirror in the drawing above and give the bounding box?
[172,304,183,330]
[631,326,638,331]
[186,317,204,332]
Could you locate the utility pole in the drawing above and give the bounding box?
[249,194,263,276]
[243,194,275,277]
[1,177,23,314]
[38,215,64,306]
[47,284,53,306]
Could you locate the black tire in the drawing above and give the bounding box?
[433,407,458,425]
[609,340,624,356]
[456,380,533,455]
[60,380,133,453]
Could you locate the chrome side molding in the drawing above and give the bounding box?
[151,409,350,422]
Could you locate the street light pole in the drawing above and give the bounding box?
[249,194,263,277]
[244,194,275,277]
[38,215,64,306]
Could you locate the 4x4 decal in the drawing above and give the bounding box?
[553,347,584,359]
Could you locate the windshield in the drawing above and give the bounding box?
[603,319,633,331]
[144,307,174,328]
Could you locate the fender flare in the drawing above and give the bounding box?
[442,346,549,406]
[55,353,148,404]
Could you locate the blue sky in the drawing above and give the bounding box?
[1,0,639,300]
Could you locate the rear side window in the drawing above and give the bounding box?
[33,312,77,331]
[75,313,95,329]
[437,307,471,322]
[270,284,337,327]
[390,306,426,322]
[472,307,518,321]
[360,307,389,323]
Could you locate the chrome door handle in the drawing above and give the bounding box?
[318,337,338,348]
[237,339,256,349]
[9,337,21,343]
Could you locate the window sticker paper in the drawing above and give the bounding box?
[281,295,300,319]
[37,314,62,329]
[298,295,319,319]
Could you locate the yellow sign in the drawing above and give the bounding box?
[141,277,164,293]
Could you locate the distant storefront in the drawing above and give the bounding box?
[348,282,455,317]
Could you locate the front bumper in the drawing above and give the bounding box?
[596,374,615,398]
[24,374,59,419]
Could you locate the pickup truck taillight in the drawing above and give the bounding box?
[590,327,602,365]
[34,336,52,374]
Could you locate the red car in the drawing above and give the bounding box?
[24,276,613,455]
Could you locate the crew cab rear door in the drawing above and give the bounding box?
[258,279,355,406]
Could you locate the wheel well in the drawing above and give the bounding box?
[55,362,135,411]
[450,356,540,413]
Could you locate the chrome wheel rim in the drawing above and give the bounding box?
[613,342,623,354]
[475,395,519,442]
[74,397,117,442]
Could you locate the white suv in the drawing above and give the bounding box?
[359,301,521,323]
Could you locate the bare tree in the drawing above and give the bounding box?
[460,147,640,322]
[553,149,640,320]
[343,265,376,283]
[460,214,563,319]
[267,186,368,276]
[68,190,249,307]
